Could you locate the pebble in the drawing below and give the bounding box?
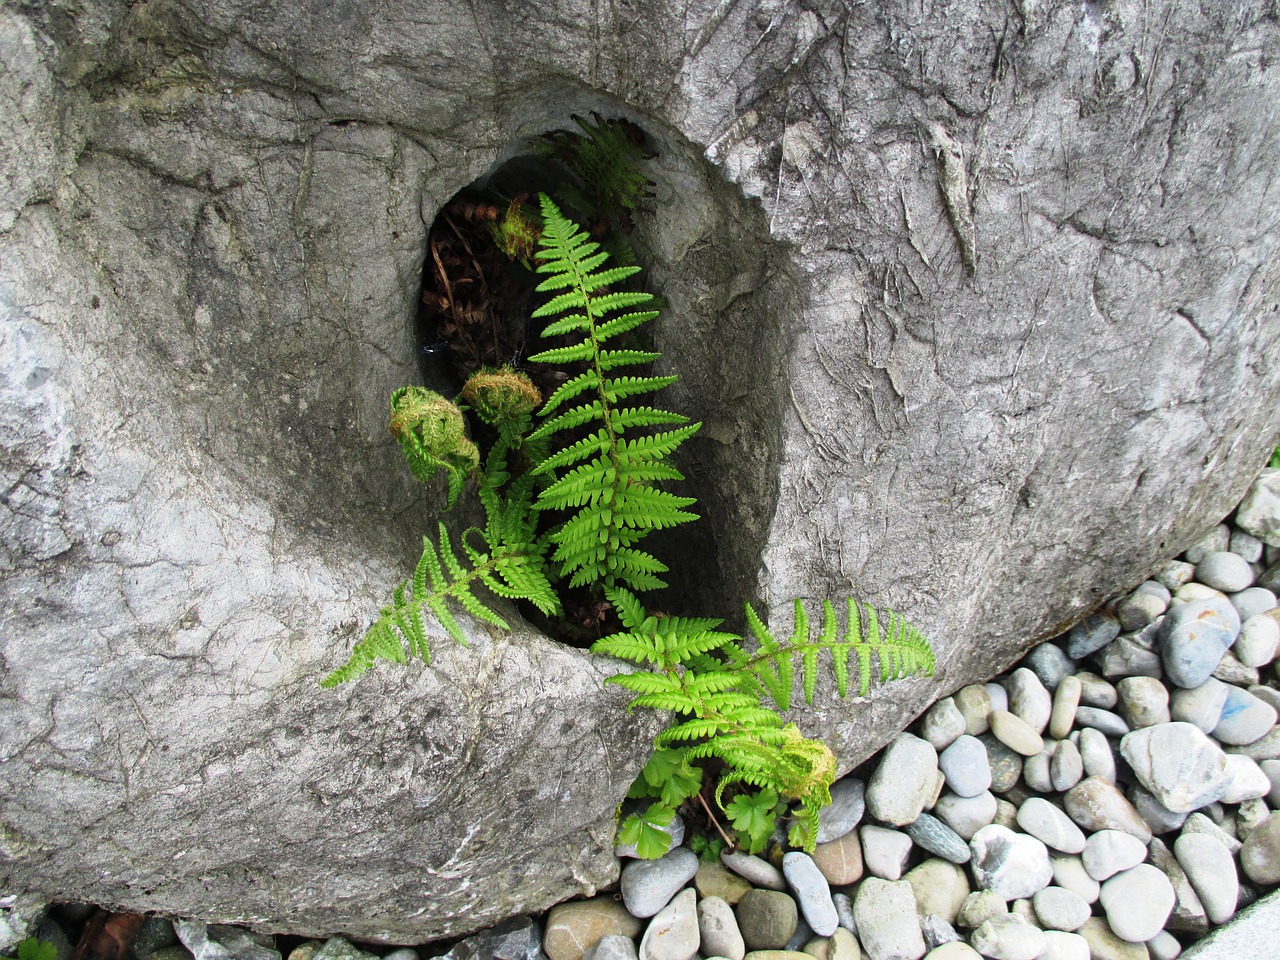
[1174,832,1238,924]
[852,879,925,960]
[969,914,1045,960]
[1096,636,1162,679]
[723,852,787,891]
[1082,830,1148,881]
[782,853,838,937]
[1146,931,1182,960]
[866,734,938,826]
[1050,855,1099,903]
[1062,777,1152,841]
[546,900,643,960]
[1118,590,1166,631]
[1015,797,1085,854]
[1126,785,1187,835]
[1161,598,1238,688]
[992,798,1019,831]
[977,735,1023,792]
[1030,887,1089,932]
[1157,559,1197,591]
[919,916,959,951]
[1186,525,1232,564]
[1076,918,1148,960]
[1181,811,1242,853]
[1236,796,1269,841]
[622,848,700,918]
[1147,838,1209,935]
[1238,813,1280,884]
[1231,529,1266,563]
[697,862,754,905]
[1022,746,1053,793]
[639,889,699,960]
[1099,865,1175,943]
[1213,686,1278,744]
[922,945,980,960]
[1006,669,1051,733]
[801,928,860,960]
[1213,649,1261,685]
[969,825,1052,900]
[986,683,1008,712]
[904,859,969,924]
[860,825,913,881]
[832,893,855,934]
[1235,613,1280,667]
[1023,643,1074,691]
[933,791,997,841]
[1169,678,1230,732]
[988,710,1043,757]
[1221,754,1272,803]
[955,891,1006,930]
[1119,722,1230,813]
[1077,727,1116,782]
[1072,706,1130,736]
[1223,724,1280,759]
[1231,587,1277,623]
[1049,739,1083,791]
[1196,551,1256,592]
[1048,676,1081,740]
[736,891,799,951]
[905,814,969,866]
[1116,676,1170,728]
[584,936,637,960]
[1066,613,1121,659]
[937,736,990,799]
[1075,672,1118,708]
[811,833,864,887]
[1035,931,1090,960]
[817,779,866,843]
[921,698,966,751]
[1235,470,1280,544]
[953,684,993,736]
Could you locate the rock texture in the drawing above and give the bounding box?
[2,0,1279,944]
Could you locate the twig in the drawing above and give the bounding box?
[696,789,737,851]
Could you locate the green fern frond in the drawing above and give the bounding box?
[537,113,655,227]
[388,387,480,509]
[528,195,700,594]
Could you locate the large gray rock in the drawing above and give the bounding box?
[3,0,1280,944]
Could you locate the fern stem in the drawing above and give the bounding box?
[694,787,737,851]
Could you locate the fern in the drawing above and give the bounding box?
[595,587,934,855]
[528,194,699,593]
[538,113,654,229]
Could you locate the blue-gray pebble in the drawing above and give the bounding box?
[1067,613,1122,659]
[621,847,699,918]
[782,852,839,936]
[816,778,866,843]
[906,813,971,864]
[1023,642,1075,691]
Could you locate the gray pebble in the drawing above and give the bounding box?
[1236,472,1280,544]
[1156,560,1197,591]
[852,878,925,960]
[1223,724,1280,759]
[989,710,1043,756]
[1096,636,1162,679]
[905,812,970,865]
[979,734,1024,792]
[1036,931,1090,960]
[1120,722,1231,813]
[1066,613,1121,659]
[934,790,998,841]
[1023,745,1054,793]
[735,889,798,951]
[1115,676,1170,728]
[640,889,699,960]
[969,824,1053,899]
[1224,757,1272,805]
[921,698,967,751]
[1031,887,1090,932]
[866,733,938,826]
[1174,832,1238,925]
[832,893,855,934]
[1213,686,1278,745]
[622,847,700,918]
[1074,672,1118,708]
[816,778,866,843]
[1169,678,1230,732]
[1099,864,1175,943]
[1126,784,1188,834]
[1062,777,1152,840]
[956,890,1008,929]
[1048,676,1081,740]
[1212,649,1261,685]
[1015,797,1086,854]
[1077,727,1116,782]
[1146,931,1182,960]
[1050,739,1083,792]
[938,735,991,798]
[1197,550,1256,592]
[584,937,638,960]
[1262,757,1280,805]
[969,914,1045,960]
[1236,613,1280,668]
[920,914,961,950]
[1007,668,1052,734]
[1050,855,1099,904]
[1082,830,1147,881]
[1182,811,1242,853]
[1185,524,1232,564]
[1239,813,1280,884]
[954,684,994,736]
[722,851,786,891]
[1072,706,1130,737]
[1232,586,1277,622]
[782,852,838,937]
[1023,643,1075,691]
[1117,590,1166,631]
[860,824,913,881]
[1147,838,1208,935]
[1231,529,1265,563]
[1161,597,1239,688]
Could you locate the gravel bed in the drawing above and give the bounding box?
[8,470,1280,960]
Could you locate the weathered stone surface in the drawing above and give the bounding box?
[3,0,1280,942]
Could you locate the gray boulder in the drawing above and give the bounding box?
[2,0,1279,944]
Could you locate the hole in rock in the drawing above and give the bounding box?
[412,108,799,643]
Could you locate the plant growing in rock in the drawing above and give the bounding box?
[325,143,935,854]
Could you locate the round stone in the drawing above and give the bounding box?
[1182,811,1241,853]
[860,825,913,881]
[938,735,991,799]
[1082,830,1147,881]
[1076,918,1149,960]
[1066,613,1121,659]
[969,825,1053,900]
[1096,636,1162,679]
[933,791,997,841]
[723,852,787,891]
[698,897,745,960]
[1157,560,1197,591]
[1007,668,1052,734]
[1169,678,1231,732]
[816,778,866,843]
[1187,524,1233,563]
[1232,586,1278,622]
[978,734,1023,792]
[969,914,1045,960]
[1231,528,1266,562]
[1197,550,1256,592]
[1161,597,1242,689]
[866,733,939,826]
[1236,471,1280,545]
[1076,727,1116,782]
[1213,686,1278,745]
[986,683,1009,712]
[924,943,982,960]
[622,848,700,918]
[1117,590,1166,631]
[546,900,644,960]
[1126,784,1187,835]
[811,833,864,887]
[1146,931,1182,960]
[1023,643,1074,691]
[1098,865,1175,943]
[640,889,699,960]
[954,684,993,736]
[988,710,1043,757]
[1173,832,1238,925]
[583,935,637,960]
[1048,676,1082,740]
[1221,753,1272,803]
[956,890,1007,930]
[1035,931,1090,960]
[1239,813,1280,885]
[1115,676,1169,728]
[906,813,970,865]
[697,862,754,905]
[783,853,838,938]
[921,698,967,751]
[1236,613,1280,667]
[1022,744,1054,793]
[1030,887,1090,932]
[852,878,925,960]
[1119,722,1231,813]
[736,890,799,951]
[904,858,970,924]
[1049,739,1083,792]
[1016,797,1086,854]
[1062,777,1152,841]
[1050,855,1099,903]
[1075,672,1118,708]
[1072,707,1130,737]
